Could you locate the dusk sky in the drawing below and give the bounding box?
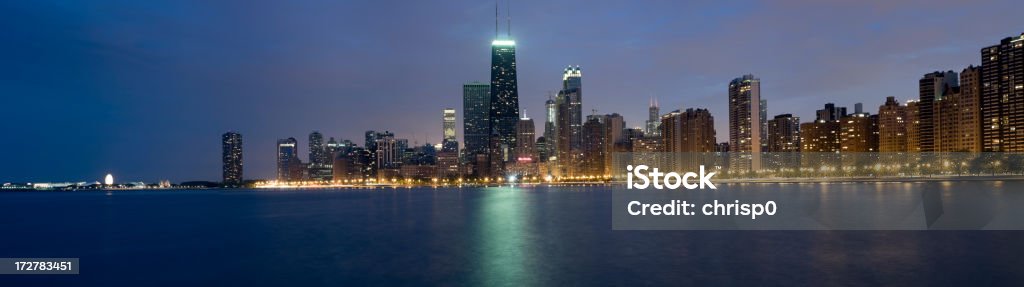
[1,0,1021,182]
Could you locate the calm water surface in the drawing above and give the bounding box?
[1,184,1022,286]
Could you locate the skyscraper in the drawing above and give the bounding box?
[816,103,848,122]
[728,74,763,170]
[605,113,625,145]
[878,97,909,152]
[759,98,769,151]
[543,95,557,161]
[918,71,959,152]
[660,108,717,153]
[221,132,243,186]
[840,113,880,152]
[442,108,458,152]
[646,98,661,136]
[515,116,536,162]
[767,114,800,152]
[906,100,921,152]
[800,120,841,153]
[582,116,607,176]
[935,66,982,152]
[276,138,301,181]
[555,89,581,176]
[563,65,582,90]
[443,108,457,142]
[535,137,548,161]
[463,82,490,162]
[981,33,1024,152]
[375,133,399,171]
[308,131,331,180]
[489,38,520,163]
[309,131,326,165]
[560,66,584,152]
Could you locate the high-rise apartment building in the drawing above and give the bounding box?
[660,108,717,153]
[906,100,922,152]
[918,71,959,152]
[800,120,841,153]
[277,138,302,181]
[463,82,490,161]
[766,114,800,152]
[981,33,1024,152]
[935,66,982,152]
[222,132,243,186]
[840,113,880,152]
[878,97,909,152]
[582,116,607,176]
[515,117,536,162]
[308,131,331,180]
[728,74,763,170]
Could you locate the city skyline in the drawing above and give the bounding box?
[2,1,1022,182]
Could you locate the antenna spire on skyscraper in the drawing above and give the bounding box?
[495,1,499,38]
[506,0,511,37]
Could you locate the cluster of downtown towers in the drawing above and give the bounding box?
[220,32,1024,185]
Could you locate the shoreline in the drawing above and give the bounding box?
[4,175,1024,192]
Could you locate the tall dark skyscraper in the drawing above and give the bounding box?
[309,131,326,165]
[308,131,331,180]
[462,82,490,161]
[276,137,300,181]
[918,71,958,152]
[221,132,243,186]
[582,116,607,176]
[560,66,583,151]
[981,33,1024,152]
[555,88,582,176]
[646,97,660,136]
[489,37,520,163]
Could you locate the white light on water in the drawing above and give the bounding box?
[104,174,114,185]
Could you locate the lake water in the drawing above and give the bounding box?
[1,184,1022,286]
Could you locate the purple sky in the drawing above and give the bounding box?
[1,0,1020,182]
